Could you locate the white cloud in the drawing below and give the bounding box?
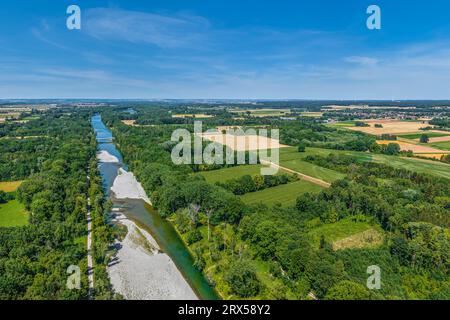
[83,8,210,48]
[344,56,379,66]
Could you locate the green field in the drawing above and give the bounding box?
[308,217,383,248]
[430,141,450,151]
[279,147,450,180]
[279,155,345,183]
[240,179,323,206]
[327,121,356,127]
[198,165,264,184]
[0,200,28,227]
[398,132,450,139]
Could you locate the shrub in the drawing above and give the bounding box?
[225,260,261,297]
[187,229,203,245]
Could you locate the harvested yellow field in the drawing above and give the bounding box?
[172,114,214,119]
[122,120,137,126]
[376,140,450,154]
[0,112,21,118]
[427,135,450,143]
[216,125,268,132]
[198,132,289,151]
[216,126,242,132]
[0,181,23,192]
[332,229,384,251]
[301,112,323,117]
[347,120,431,135]
[121,120,155,127]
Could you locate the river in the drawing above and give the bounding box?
[91,114,219,300]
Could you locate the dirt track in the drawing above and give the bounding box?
[260,160,331,188]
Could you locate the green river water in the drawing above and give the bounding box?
[92,114,219,300]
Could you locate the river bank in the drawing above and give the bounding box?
[92,114,217,300]
[106,164,197,300]
[108,209,197,300]
[97,150,119,163]
[111,168,151,204]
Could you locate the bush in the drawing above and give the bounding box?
[325,281,371,300]
[0,191,14,204]
[187,229,203,245]
[420,134,429,143]
[225,260,261,297]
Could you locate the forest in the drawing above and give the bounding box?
[0,110,116,299]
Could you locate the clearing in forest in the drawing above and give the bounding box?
[332,229,384,250]
[0,200,28,227]
[308,218,384,250]
[0,181,23,192]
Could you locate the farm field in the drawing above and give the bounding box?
[376,140,450,154]
[278,157,345,182]
[327,121,356,127]
[279,147,450,179]
[372,154,450,179]
[279,147,373,163]
[199,132,289,151]
[172,114,214,119]
[398,132,450,140]
[430,141,450,151]
[122,119,137,126]
[229,108,291,117]
[427,135,450,143]
[346,120,431,135]
[240,179,323,206]
[0,181,23,192]
[308,217,384,250]
[198,164,264,184]
[301,112,323,117]
[414,153,449,160]
[0,200,28,227]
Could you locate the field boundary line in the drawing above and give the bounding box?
[260,160,331,188]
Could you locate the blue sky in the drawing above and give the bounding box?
[1,0,450,99]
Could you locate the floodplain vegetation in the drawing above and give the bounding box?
[0,109,117,300]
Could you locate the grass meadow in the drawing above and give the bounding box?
[0,200,28,227]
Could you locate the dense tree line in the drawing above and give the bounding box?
[430,118,450,130]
